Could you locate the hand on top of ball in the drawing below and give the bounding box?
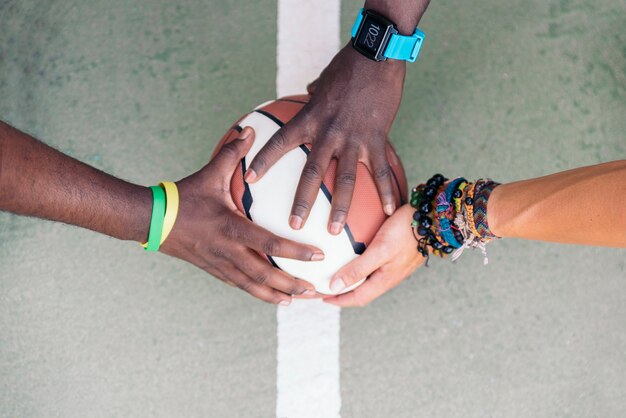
[245,45,406,235]
[159,127,324,305]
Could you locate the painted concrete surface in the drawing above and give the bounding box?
[339,0,626,417]
[0,1,279,417]
[0,0,625,417]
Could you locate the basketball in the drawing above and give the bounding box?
[213,95,408,295]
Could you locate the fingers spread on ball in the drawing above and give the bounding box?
[213,127,254,169]
[246,121,301,183]
[328,150,358,235]
[370,143,396,216]
[196,258,292,305]
[289,150,332,230]
[238,220,324,262]
[236,249,317,297]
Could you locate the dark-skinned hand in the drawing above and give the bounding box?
[160,127,323,305]
[245,44,406,235]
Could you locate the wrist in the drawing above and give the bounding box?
[119,184,152,243]
[485,183,513,239]
[363,0,429,34]
[410,175,500,263]
[342,43,406,79]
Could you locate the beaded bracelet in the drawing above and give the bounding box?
[436,187,462,249]
[410,174,501,265]
[462,182,481,239]
[411,174,455,264]
[453,181,467,213]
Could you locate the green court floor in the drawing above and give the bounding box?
[1,0,625,416]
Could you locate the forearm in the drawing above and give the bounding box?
[364,0,431,33]
[0,121,151,242]
[488,160,626,247]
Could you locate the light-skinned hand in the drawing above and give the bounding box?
[323,204,424,307]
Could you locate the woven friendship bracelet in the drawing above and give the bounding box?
[436,187,462,248]
[463,182,482,239]
[473,179,501,240]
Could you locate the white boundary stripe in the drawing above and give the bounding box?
[277,299,341,418]
[276,0,341,98]
[276,1,342,417]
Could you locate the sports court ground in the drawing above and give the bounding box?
[1,0,625,416]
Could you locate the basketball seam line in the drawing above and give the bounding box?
[277,98,308,104]
[254,109,285,127]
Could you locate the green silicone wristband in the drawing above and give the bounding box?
[145,185,166,252]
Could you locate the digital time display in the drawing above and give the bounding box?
[353,11,396,61]
[357,16,386,54]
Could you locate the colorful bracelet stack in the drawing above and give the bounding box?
[142,181,180,252]
[410,174,500,265]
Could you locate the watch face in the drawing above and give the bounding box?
[353,11,395,61]
[356,15,388,55]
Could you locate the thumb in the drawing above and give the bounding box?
[329,241,388,293]
[211,127,255,175]
[306,78,319,95]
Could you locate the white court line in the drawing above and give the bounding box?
[276,1,342,417]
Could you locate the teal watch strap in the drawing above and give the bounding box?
[351,9,364,38]
[384,30,425,62]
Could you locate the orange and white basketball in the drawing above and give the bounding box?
[213,95,407,295]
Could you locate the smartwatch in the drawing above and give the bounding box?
[351,8,425,62]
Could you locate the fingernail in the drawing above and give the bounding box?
[279,300,291,306]
[303,289,316,296]
[240,128,251,139]
[330,278,346,293]
[244,169,257,183]
[384,204,395,215]
[289,215,303,230]
[311,252,325,261]
[329,222,343,235]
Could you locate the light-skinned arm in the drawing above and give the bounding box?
[324,160,626,307]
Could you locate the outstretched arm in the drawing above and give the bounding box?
[0,121,323,305]
[0,121,152,242]
[325,160,626,307]
[488,160,626,247]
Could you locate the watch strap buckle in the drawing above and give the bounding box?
[384,29,425,63]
